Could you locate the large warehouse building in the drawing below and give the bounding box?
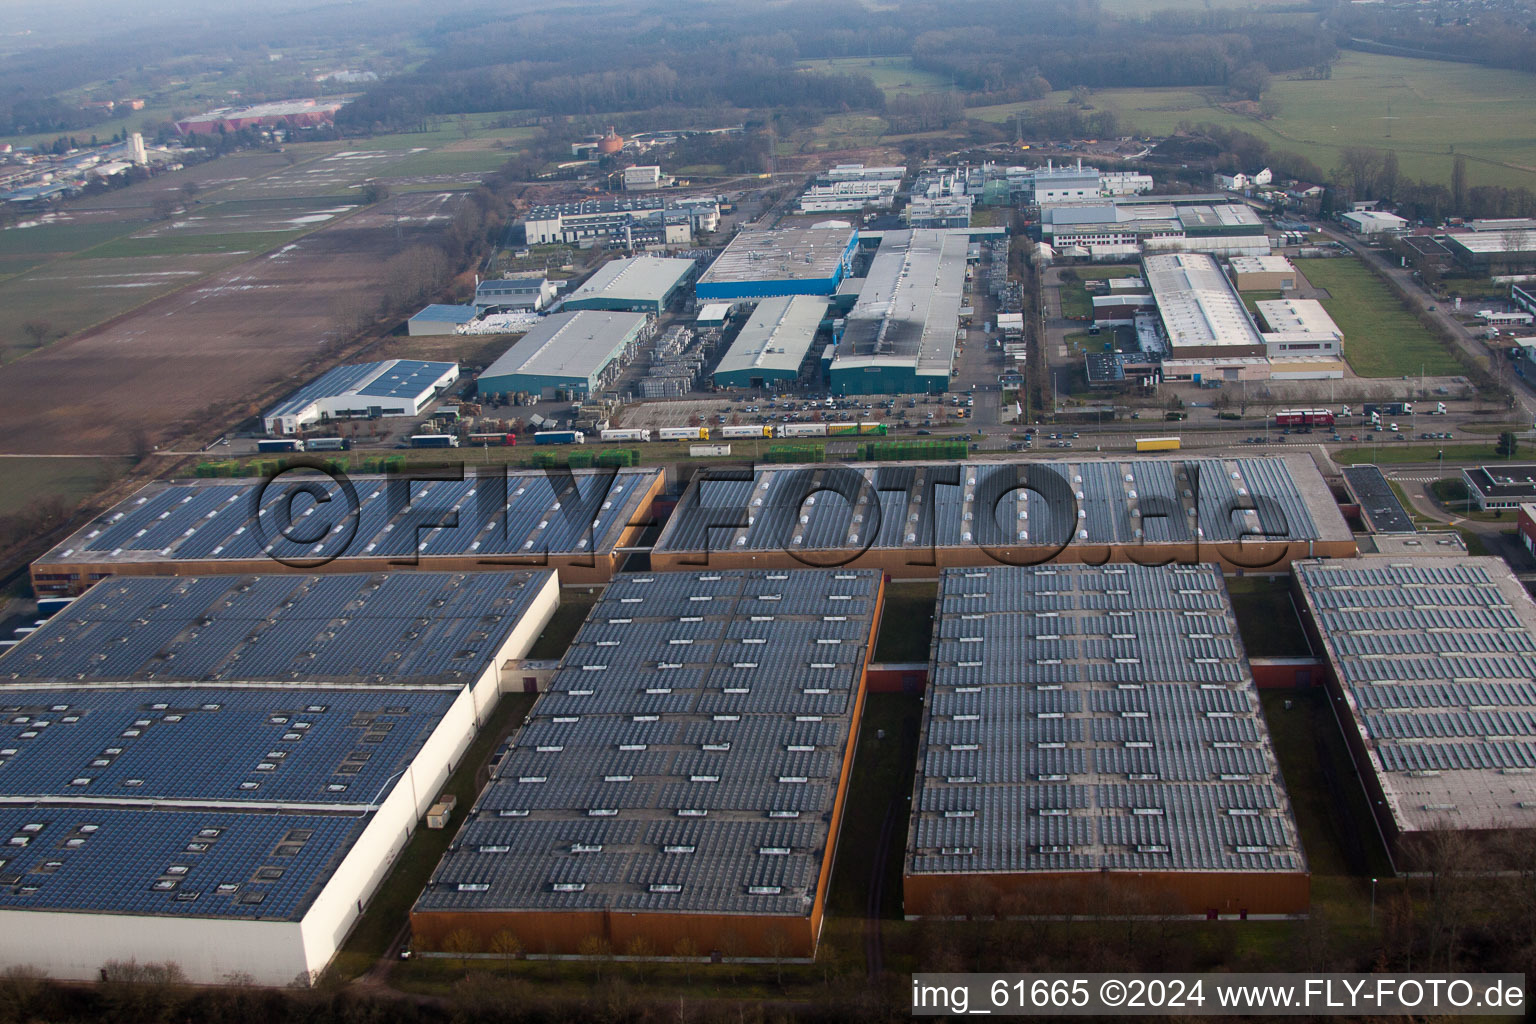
[695,226,859,301]
[651,455,1354,576]
[1145,253,1266,360]
[478,310,651,399]
[30,467,665,594]
[1039,200,1268,259]
[0,570,558,984]
[1292,558,1536,868]
[904,564,1308,918]
[560,257,695,314]
[829,229,967,395]
[411,568,885,958]
[263,359,458,435]
[711,295,827,389]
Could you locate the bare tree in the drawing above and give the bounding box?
[21,320,56,349]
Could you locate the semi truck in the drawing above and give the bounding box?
[777,423,829,438]
[466,432,518,446]
[533,430,585,445]
[409,434,461,448]
[599,428,652,442]
[257,438,305,453]
[826,422,888,436]
[304,437,350,451]
[1274,408,1335,428]
[719,425,773,438]
[1134,437,1181,452]
[657,427,709,441]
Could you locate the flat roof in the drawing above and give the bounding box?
[654,455,1349,556]
[1230,255,1296,275]
[34,468,661,569]
[265,359,457,422]
[480,310,648,383]
[1255,298,1342,338]
[833,229,967,376]
[1446,232,1536,256]
[713,296,826,380]
[410,304,477,324]
[1464,464,1536,500]
[1341,465,1415,534]
[563,257,694,305]
[1144,253,1266,351]
[414,569,881,917]
[527,197,664,220]
[1294,557,1536,834]
[698,227,856,286]
[1,572,553,688]
[905,564,1304,876]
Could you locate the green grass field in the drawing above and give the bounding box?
[971,52,1536,190]
[0,457,128,516]
[84,230,307,257]
[1294,258,1459,378]
[797,56,954,97]
[1331,441,1501,465]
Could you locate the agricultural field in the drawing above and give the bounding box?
[0,457,130,517]
[970,52,1536,191]
[1294,257,1461,378]
[0,189,467,456]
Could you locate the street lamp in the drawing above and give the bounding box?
[1370,877,1378,926]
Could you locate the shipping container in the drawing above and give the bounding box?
[533,431,585,445]
[689,444,732,457]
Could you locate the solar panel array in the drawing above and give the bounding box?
[1,571,552,686]
[907,564,1304,876]
[416,568,881,917]
[0,806,365,920]
[1341,466,1416,535]
[655,457,1328,557]
[37,467,659,567]
[0,686,454,805]
[1294,557,1536,832]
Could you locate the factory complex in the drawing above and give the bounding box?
[0,570,559,984]
[478,310,654,399]
[695,226,858,300]
[711,295,828,390]
[262,359,459,435]
[905,564,1308,917]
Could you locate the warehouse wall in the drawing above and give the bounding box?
[0,910,305,985]
[903,869,1311,918]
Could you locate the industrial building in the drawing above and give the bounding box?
[407,304,478,336]
[1144,253,1266,360]
[829,229,967,395]
[1255,298,1344,360]
[411,568,885,958]
[1039,200,1268,259]
[651,455,1354,577]
[1229,255,1297,292]
[797,180,900,213]
[479,310,651,399]
[904,196,972,229]
[1459,464,1536,511]
[30,467,665,595]
[561,257,695,314]
[523,198,669,247]
[263,359,459,435]
[712,295,827,390]
[1339,210,1409,238]
[474,276,556,312]
[174,99,344,136]
[1292,557,1536,868]
[904,564,1308,918]
[696,226,859,301]
[1444,230,1536,270]
[0,570,558,984]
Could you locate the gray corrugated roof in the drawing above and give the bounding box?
[905,564,1305,877]
[415,568,881,917]
[480,311,647,383]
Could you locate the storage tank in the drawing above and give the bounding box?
[598,126,624,155]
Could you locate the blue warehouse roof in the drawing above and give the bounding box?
[265,359,457,423]
[1,572,552,687]
[0,686,454,806]
[0,805,367,920]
